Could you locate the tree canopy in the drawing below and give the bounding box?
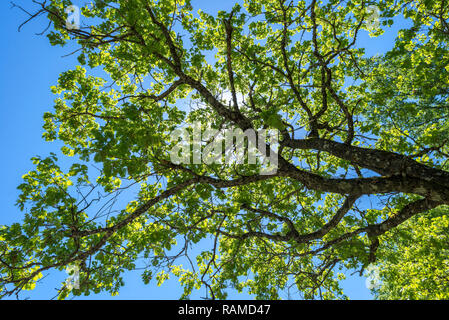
[1,0,449,299]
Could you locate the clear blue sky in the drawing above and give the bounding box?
[0,0,408,300]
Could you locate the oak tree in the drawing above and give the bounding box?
[1,0,449,299]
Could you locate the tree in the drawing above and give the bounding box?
[1,0,448,299]
[373,205,449,299]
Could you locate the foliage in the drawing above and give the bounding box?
[374,206,449,299]
[1,0,449,299]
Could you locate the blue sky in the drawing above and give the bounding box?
[0,0,410,300]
